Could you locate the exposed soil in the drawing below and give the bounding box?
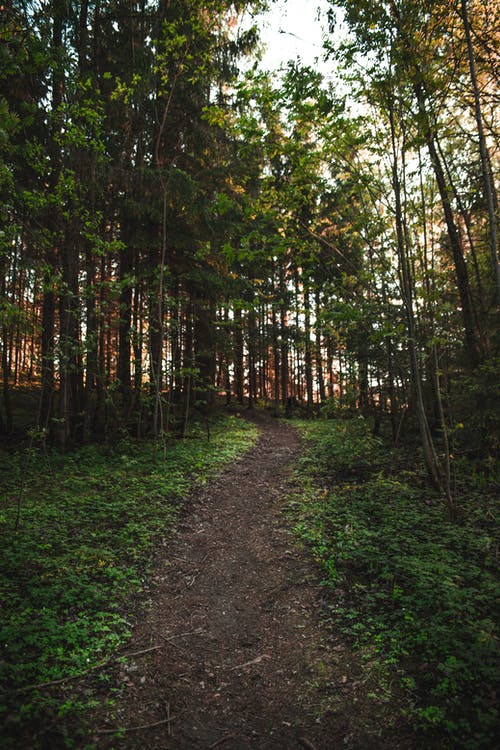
[91,413,411,750]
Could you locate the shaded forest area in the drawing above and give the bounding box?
[1,0,498,469]
[0,0,499,748]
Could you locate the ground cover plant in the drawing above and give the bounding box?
[290,417,499,750]
[0,415,258,749]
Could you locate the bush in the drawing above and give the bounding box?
[291,418,499,749]
[298,416,385,479]
[0,415,258,748]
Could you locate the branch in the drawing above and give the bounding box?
[17,645,163,692]
[298,220,360,274]
[299,739,319,750]
[96,716,179,735]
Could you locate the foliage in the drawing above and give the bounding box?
[454,356,500,456]
[290,418,499,749]
[0,415,258,748]
[299,414,384,479]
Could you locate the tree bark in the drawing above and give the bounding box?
[304,285,314,410]
[389,99,444,493]
[40,2,65,435]
[58,221,83,448]
[233,306,244,404]
[460,0,500,306]
[315,289,326,403]
[279,264,289,404]
[118,221,133,404]
[389,0,482,368]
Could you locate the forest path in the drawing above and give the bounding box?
[94,414,405,750]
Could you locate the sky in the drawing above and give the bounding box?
[256,0,332,74]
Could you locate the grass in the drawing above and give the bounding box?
[0,414,258,749]
[289,417,499,750]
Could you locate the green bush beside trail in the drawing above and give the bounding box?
[291,418,499,750]
[0,415,258,748]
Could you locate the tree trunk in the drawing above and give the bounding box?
[389,100,445,494]
[118,225,133,405]
[182,304,194,435]
[389,0,481,368]
[1,266,13,434]
[414,82,481,368]
[460,0,500,306]
[357,331,369,412]
[271,290,281,416]
[247,307,257,409]
[193,297,216,409]
[315,289,326,403]
[58,222,83,448]
[304,285,314,410]
[233,306,244,404]
[41,2,65,435]
[279,265,289,404]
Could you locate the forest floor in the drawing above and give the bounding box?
[90,412,412,750]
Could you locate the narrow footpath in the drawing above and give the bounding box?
[94,415,409,750]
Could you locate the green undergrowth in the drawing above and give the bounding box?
[0,414,258,748]
[290,417,499,750]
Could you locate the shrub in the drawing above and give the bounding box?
[292,418,499,749]
[0,415,258,748]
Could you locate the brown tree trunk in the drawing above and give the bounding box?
[182,304,194,436]
[118,224,133,404]
[271,292,281,416]
[247,307,257,409]
[389,100,448,497]
[1,264,13,434]
[193,297,216,409]
[233,306,244,404]
[389,0,481,368]
[315,289,326,403]
[279,265,289,404]
[304,285,314,410]
[414,82,481,368]
[357,332,369,412]
[460,0,500,305]
[40,2,65,435]
[58,221,83,448]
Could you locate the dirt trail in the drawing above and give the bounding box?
[94,415,407,750]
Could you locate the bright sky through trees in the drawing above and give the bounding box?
[257,0,330,71]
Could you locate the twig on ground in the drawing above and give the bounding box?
[161,630,199,642]
[18,659,113,692]
[18,645,163,692]
[208,734,237,748]
[165,701,172,736]
[185,572,200,587]
[159,634,186,652]
[158,630,199,652]
[229,654,271,671]
[96,716,179,735]
[299,738,319,750]
[120,645,163,659]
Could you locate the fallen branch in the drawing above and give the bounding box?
[17,658,113,692]
[161,630,199,643]
[165,701,172,737]
[17,644,163,692]
[299,738,319,750]
[208,734,238,748]
[96,716,178,735]
[229,654,271,671]
[120,645,163,659]
[158,630,201,653]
